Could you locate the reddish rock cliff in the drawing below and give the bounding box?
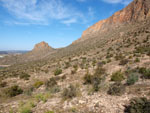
[74,0,150,43]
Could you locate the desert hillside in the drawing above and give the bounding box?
[0,0,150,113]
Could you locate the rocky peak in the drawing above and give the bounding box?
[74,0,150,43]
[32,41,53,51]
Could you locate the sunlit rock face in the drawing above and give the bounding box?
[73,0,150,43]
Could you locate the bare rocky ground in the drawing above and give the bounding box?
[0,52,150,113]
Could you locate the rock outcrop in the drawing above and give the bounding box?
[32,41,53,51]
[74,0,150,43]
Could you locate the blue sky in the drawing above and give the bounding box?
[0,0,133,50]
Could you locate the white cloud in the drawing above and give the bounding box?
[0,0,88,25]
[61,18,77,25]
[101,0,133,5]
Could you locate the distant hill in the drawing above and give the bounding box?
[0,50,29,55]
[0,41,57,65]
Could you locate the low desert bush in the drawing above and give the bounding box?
[92,67,106,92]
[126,73,139,85]
[138,67,147,74]
[111,70,125,82]
[34,93,51,102]
[134,57,140,63]
[107,82,125,96]
[5,85,23,97]
[83,67,106,92]
[18,101,35,113]
[54,68,62,76]
[33,80,43,88]
[138,67,150,79]
[62,84,77,99]
[92,76,103,92]
[83,72,93,84]
[19,73,30,80]
[124,97,150,113]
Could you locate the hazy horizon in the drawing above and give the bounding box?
[0,0,133,50]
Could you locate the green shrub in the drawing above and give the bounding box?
[107,82,125,96]
[101,61,106,65]
[83,72,93,84]
[124,97,150,113]
[92,67,105,92]
[62,84,77,99]
[18,101,35,113]
[138,67,147,74]
[111,70,125,82]
[20,107,32,113]
[5,85,23,97]
[9,109,13,113]
[134,58,140,63]
[83,67,106,92]
[54,68,62,76]
[33,80,43,88]
[139,67,150,79]
[143,69,150,79]
[126,73,139,85]
[73,65,78,70]
[34,93,50,102]
[20,73,30,80]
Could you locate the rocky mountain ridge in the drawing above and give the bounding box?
[74,0,150,43]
